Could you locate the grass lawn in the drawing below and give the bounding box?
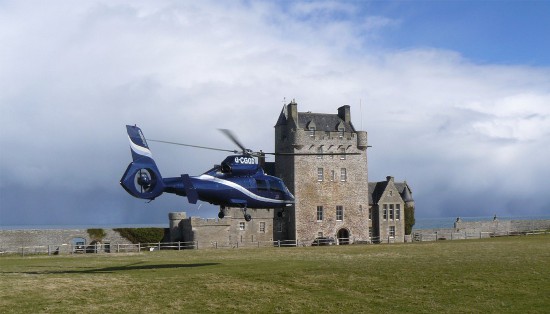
[1,235,549,313]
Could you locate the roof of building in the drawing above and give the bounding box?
[298,112,355,132]
[368,180,414,205]
[275,106,356,132]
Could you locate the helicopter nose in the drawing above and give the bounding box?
[287,191,295,202]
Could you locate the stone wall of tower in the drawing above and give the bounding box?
[275,103,370,244]
[291,129,370,243]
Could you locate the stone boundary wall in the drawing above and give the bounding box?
[455,219,550,234]
[0,228,133,253]
[412,219,550,241]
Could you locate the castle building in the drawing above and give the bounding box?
[369,176,414,243]
[274,101,370,244]
[172,101,414,245]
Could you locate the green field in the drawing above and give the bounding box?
[1,235,549,313]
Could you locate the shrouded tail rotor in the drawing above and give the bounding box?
[120,162,164,200]
[120,125,165,200]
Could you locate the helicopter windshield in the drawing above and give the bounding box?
[268,179,285,193]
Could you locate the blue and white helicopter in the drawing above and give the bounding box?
[120,125,357,221]
[120,125,296,221]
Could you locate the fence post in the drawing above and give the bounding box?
[277,240,281,247]
[158,242,161,251]
[138,243,141,252]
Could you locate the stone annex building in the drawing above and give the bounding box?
[170,101,415,246]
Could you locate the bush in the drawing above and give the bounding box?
[87,228,106,241]
[114,228,165,244]
[405,204,415,235]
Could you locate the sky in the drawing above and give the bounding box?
[1,0,549,227]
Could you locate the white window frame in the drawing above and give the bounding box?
[336,205,344,221]
[340,168,347,182]
[317,168,324,181]
[316,206,323,221]
[239,222,245,231]
[389,226,396,238]
[396,204,401,220]
[259,222,265,233]
[383,204,388,220]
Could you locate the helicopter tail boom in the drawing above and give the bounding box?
[120,125,165,200]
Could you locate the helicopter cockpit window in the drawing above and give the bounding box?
[256,179,268,190]
[268,179,285,193]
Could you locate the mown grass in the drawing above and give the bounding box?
[1,235,549,313]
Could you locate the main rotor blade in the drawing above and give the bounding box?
[147,139,238,153]
[262,152,362,156]
[219,129,247,153]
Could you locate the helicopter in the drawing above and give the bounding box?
[120,125,358,221]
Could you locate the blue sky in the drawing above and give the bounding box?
[1,0,549,227]
[367,1,550,66]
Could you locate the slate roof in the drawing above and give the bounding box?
[298,112,356,132]
[275,107,356,132]
[368,181,414,205]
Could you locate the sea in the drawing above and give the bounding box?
[1,215,550,231]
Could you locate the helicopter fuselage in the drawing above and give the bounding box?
[163,156,294,209]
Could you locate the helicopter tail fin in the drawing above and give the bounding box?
[120,125,165,200]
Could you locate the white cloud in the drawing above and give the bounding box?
[1,0,549,225]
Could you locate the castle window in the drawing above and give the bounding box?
[340,168,347,181]
[389,226,395,238]
[317,206,324,221]
[317,146,323,159]
[336,206,344,221]
[239,222,245,231]
[307,121,317,138]
[389,204,394,220]
[383,204,388,220]
[330,170,335,181]
[317,168,324,181]
[369,207,372,220]
[396,204,401,220]
[340,148,346,160]
[259,222,265,233]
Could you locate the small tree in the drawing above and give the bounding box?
[404,204,415,235]
[87,228,106,241]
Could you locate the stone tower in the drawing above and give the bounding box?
[274,101,370,244]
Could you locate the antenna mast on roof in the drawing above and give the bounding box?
[360,99,363,130]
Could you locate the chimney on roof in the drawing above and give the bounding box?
[287,99,298,125]
[338,105,351,123]
[386,176,394,183]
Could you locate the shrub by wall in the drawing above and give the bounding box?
[113,228,165,244]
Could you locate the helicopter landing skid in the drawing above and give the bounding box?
[242,207,252,222]
[218,206,226,219]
